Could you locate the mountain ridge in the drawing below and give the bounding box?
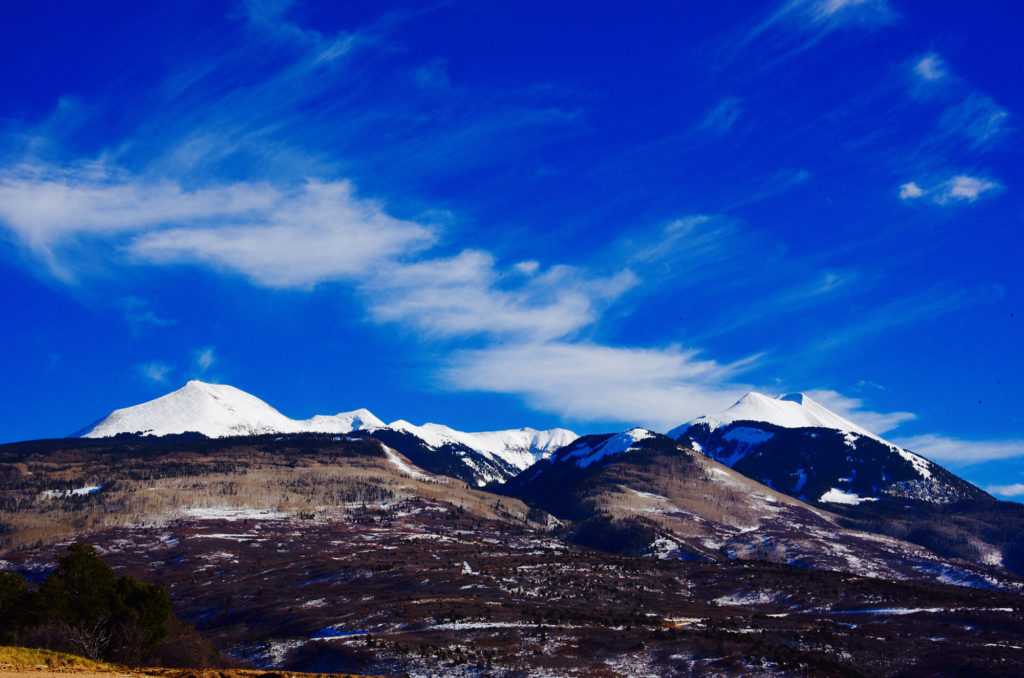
[669,390,978,506]
[77,380,576,486]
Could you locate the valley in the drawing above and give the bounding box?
[2,430,1023,676]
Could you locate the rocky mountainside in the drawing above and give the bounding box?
[500,428,1009,586]
[671,391,1024,577]
[671,391,986,506]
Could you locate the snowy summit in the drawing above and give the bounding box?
[77,381,577,483]
[78,380,384,438]
[668,392,881,441]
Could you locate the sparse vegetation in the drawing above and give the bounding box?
[0,434,537,554]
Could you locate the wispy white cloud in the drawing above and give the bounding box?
[0,165,276,248]
[741,0,895,62]
[694,270,856,342]
[906,51,1010,162]
[0,160,640,344]
[803,389,915,434]
[626,215,734,268]
[131,180,436,288]
[443,341,754,431]
[761,0,896,33]
[898,181,924,199]
[939,93,1010,151]
[513,260,540,276]
[913,53,947,82]
[697,97,743,135]
[899,174,1001,204]
[706,0,896,76]
[365,251,637,340]
[138,362,173,383]
[894,433,1024,464]
[0,167,436,287]
[987,483,1024,498]
[935,175,1001,203]
[119,297,176,334]
[194,347,216,373]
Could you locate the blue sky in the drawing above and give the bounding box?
[1,0,1022,499]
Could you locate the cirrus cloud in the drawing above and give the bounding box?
[986,483,1024,498]
[443,341,755,431]
[899,174,1001,205]
[803,389,915,434]
[893,434,1024,464]
[131,180,436,288]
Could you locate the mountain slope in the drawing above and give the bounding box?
[501,429,1011,587]
[373,421,576,486]
[669,391,1024,577]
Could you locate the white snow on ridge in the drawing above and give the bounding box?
[79,380,576,478]
[671,391,940,486]
[671,392,883,441]
[381,443,433,481]
[360,420,576,472]
[42,485,102,498]
[563,428,654,468]
[895,446,934,480]
[81,381,384,439]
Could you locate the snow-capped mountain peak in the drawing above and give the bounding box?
[80,381,293,438]
[670,391,984,506]
[77,381,577,487]
[668,391,880,441]
[305,408,385,432]
[79,380,382,438]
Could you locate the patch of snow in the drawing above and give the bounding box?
[627,487,669,501]
[178,506,287,521]
[894,445,934,480]
[647,536,682,559]
[981,549,1004,567]
[715,591,777,606]
[563,428,654,467]
[425,621,536,631]
[818,488,879,505]
[381,444,433,481]
[42,485,102,498]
